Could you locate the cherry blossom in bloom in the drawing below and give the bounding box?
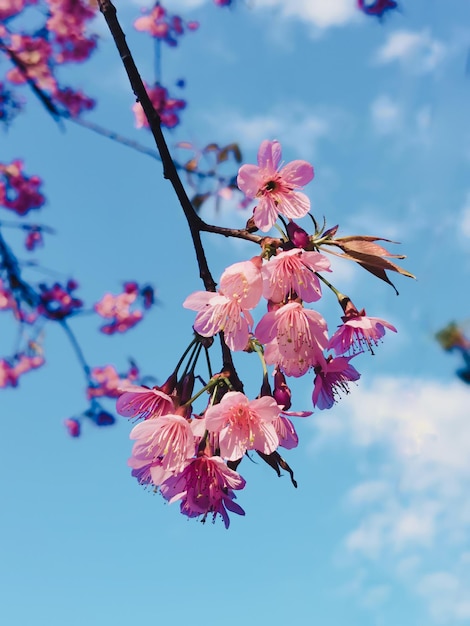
[261,248,331,304]
[133,83,186,129]
[183,258,262,351]
[38,280,82,320]
[94,283,144,335]
[205,391,280,461]
[160,455,246,528]
[312,356,360,410]
[237,140,314,232]
[328,306,397,355]
[87,364,138,400]
[256,302,328,377]
[134,4,198,46]
[0,160,45,216]
[0,353,44,388]
[116,384,175,420]
[129,414,195,473]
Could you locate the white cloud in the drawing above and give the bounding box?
[254,0,358,30]
[459,192,470,240]
[375,29,446,73]
[370,94,402,134]
[206,104,333,160]
[314,375,470,622]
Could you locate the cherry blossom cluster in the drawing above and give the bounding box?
[134,3,199,46]
[95,281,154,335]
[0,0,98,118]
[116,140,412,527]
[0,160,45,216]
[133,82,186,130]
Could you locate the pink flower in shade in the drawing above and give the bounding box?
[357,0,398,19]
[87,364,138,400]
[205,391,280,461]
[328,307,397,356]
[237,140,314,232]
[255,302,328,377]
[0,160,45,216]
[64,418,81,438]
[133,83,186,129]
[129,414,195,473]
[0,354,44,388]
[261,248,331,304]
[95,283,144,335]
[183,258,262,351]
[160,455,246,528]
[312,356,360,410]
[116,384,175,420]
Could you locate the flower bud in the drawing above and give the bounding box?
[286,221,310,249]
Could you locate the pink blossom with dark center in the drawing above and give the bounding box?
[261,248,331,303]
[160,455,246,528]
[237,140,314,232]
[312,356,360,410]
[38,281,82,320]
[256,301,328,377]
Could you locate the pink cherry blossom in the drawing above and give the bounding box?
[205,391,280,461]
[94,283,144,335]
[133,83,186,129]
[237,140,314,232]
[312,356,360,410]
[183,258,262,351]
[328,308,397,355]
[129,414,195,473]
[64,418,81,437]
[116,384,175,420]
[261,248,331,304]
[87,364,138,400]
[255,302,328,377]
[160,455,246,528]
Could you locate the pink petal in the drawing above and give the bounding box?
[280,160,314,187]
[257,140,282,171]
[237,164,262,198]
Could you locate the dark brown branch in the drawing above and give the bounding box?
[97,0,216,292]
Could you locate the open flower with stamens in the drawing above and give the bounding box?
[160,455,246,528]
[237,140,314,232]
[261,248,331,303]
[183,258,262,351]
[129,414,195,473]
[116,384,175,420]
[256,302,328,377]
[205,391,280,461]
[312,356,360,410]
[328,306,397,355]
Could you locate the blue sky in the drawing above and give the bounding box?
[1,0,470,624]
